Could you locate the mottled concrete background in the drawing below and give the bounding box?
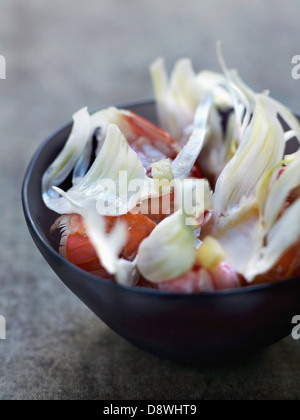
[1,0,300,400]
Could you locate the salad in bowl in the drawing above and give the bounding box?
[41,50,300,294]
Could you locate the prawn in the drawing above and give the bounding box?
[51,212,156,278]
[120,111,179,175]
[122,110,203,177]
[157,263,240,293]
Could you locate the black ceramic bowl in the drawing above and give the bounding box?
[22,101,300,363]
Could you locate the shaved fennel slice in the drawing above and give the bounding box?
[171,96,212,179]
[285,130,297,142]
[223,112,238,163]
[168,59,230,110]
[150,58,196,141]
[232,73,300,147]
[229,70,256,106]
[255,161,284,217]
[263,157,300,231]
[90,107,132,149]
[150,58,230,143]
[51,124,147,216]
[169,59,198,105]
[42,107,91,211]
[84,208,126,273]
[195,71,232,109]
[228,70,257,135]
[213,95,285,217]
[72,136,93,185]
[137,212,196,283]
[84,208,138,286]
[227,69,300,149]
[150,58,169,104]
[216,199,261,274]
[116,259,140,286]
[216,43,243,144]
[244,198,300,282]
[265,96,300,146]
[228,71,255,139]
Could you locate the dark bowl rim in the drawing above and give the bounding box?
[22,99,300,299]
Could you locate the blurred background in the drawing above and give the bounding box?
[1,0,300,399]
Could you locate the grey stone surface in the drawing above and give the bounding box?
[0,0,300,400]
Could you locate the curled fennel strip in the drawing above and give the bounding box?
[42,107,91,212]
[150,57,230,143]
[84,207,139,286]
[262,157,300,232]
[244,198,300,282]
[52,124,147,216]
[213,94,285,217]
[171,95,213,179]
